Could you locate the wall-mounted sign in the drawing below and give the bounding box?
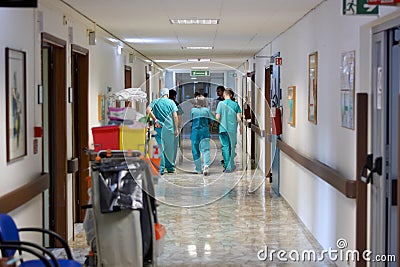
[343,0,379,15]
[191,70,210,76]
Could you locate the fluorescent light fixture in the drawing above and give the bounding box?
[191,77,197,80]
[170,19,219,25]
[153,59,186,63]
[184,46,213,50]
[107,38,119,43]
[187,58,211,62]
[191,66,209,69]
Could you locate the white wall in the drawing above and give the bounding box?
[253,1,400,267]
[0,7,43,243]
[0,0,150,242]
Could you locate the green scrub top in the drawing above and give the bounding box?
[148,97,178,131]
[216,99,242,133]
[190,107,214,141]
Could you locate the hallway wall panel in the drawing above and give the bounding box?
[253,1,400,267]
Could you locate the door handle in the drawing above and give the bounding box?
[360,154,373,183]
[360,155,382,184]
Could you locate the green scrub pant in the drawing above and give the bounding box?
[191,137,210,172]
[155,127,175,174]
[219,131,237,171]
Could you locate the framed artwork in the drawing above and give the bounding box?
[6,48,27,162]
[308,51,318,124]
[340,50,355,129]
[288,86,296,127]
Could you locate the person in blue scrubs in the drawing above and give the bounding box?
[146,88,179,175]
[190,96,214,176]
[216,88,242,173]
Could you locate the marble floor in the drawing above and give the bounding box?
[68,137,336,266]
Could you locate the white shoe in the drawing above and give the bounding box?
[203,165,209,176]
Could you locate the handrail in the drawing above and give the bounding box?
[250,123,265,137]
[277,139,356,199]
[0,173,50,213]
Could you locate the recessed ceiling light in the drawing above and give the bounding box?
[184,46,213,50]
[191,66,209,69]
[153,59,186,63]
[187,58,211,62]
[170,19,219,25]
[191,77,197,80]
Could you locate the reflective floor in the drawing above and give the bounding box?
[68,137,335,266]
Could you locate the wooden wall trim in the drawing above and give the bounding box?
[0,173,49,213]
[277,139,356,198]
[71,44,89,55]
[41,33,66,47]
[356,93,368,267]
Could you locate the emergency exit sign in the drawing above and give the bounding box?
[191,70,210,76]
[343,0,379,15]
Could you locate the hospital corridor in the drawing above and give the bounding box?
[1,1,400,267]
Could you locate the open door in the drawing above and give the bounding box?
[41,33,67,246]
[71,45,89,223]
[270,52,281,196]
[264,66,271,177]
[369,25,399,266]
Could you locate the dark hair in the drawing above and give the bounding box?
[169,89,177,98]
[216,85,225,92]
[203,92,208,97]
[224,88,234,97]
[194,91,201,97]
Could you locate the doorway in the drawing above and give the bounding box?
[270,52,281,196]
[264,66,272,178]
[370,23,399,266]
[41,33,67,246]
[71,45,89,223]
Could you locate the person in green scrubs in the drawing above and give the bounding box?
[169,89,183,164]
[190,96,214,175]
[146,88,179,175]
[216,88,242,173]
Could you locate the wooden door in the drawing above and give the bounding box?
[41,33,67,246]
[71,45,89,223]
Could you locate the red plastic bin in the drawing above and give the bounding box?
[92,125,120,152]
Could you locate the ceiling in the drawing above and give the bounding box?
[62,0,323,70]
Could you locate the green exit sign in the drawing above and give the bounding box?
[191,70,210,76]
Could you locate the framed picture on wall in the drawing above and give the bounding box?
[6,48,27,162]
[340,50,355,129]
[308,51,318,124]
[288,86,296,127]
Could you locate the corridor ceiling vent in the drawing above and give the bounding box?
[183,46,214,50]
[169,19,219,25]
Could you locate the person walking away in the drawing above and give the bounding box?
[190,96,214,176]
[216,88,242,173]
[147,88,179,175]
[169,89,183,163]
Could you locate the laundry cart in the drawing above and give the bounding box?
[90,150,157,267]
